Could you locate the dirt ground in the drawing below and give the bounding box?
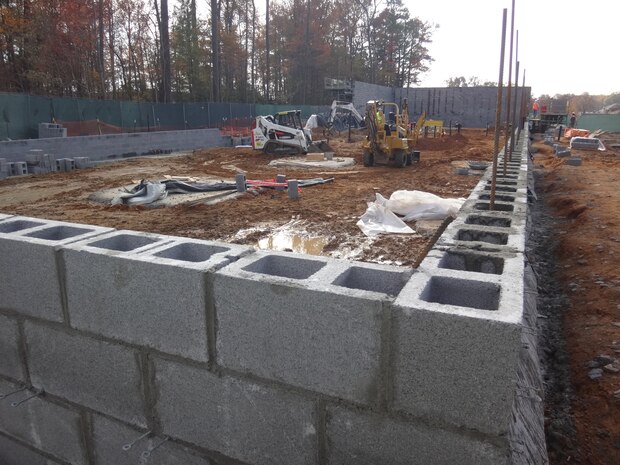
[0,128,495,266]
[1,127,619,462]
[532,133,620,465]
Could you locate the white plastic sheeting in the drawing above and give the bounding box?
[356,200,415,236]
[380,190,465,221]
[357,191,465,236]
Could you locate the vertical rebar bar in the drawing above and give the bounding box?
[491,8,508,211]
[503,0,516,177]
[511,59,520,159]
[517,69,527,143]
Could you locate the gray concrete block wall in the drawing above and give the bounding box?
[0,315,24,381]
[24,321,147,427]
[0,379,86,465]
[0,434,62,465]
[62,232,253,362]
[155,357,318,465]
[214,255,409,404]
[0,132,546,465]
[352,81,395,111]
[326,405,508,465]
[0,218,112,321]
[351,81,531,128]
[91,414,213,465]
[0,128,226,163]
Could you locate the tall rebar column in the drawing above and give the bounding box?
[490,8,508,211]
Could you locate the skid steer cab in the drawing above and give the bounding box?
[361,99,423,168]
[252,110,329,155]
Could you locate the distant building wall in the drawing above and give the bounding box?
[352,81,396,110]
[352,82,531,128]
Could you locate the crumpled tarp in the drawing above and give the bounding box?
[379,190,465,221]
[112,177,335,206]
[356,200,415,236]
[356,190,465,237]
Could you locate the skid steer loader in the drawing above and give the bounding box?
[361,99,424,168]
[251,110,332,155]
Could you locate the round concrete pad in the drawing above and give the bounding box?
[268,157,355,169]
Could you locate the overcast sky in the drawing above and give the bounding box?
[188,0,618,97]
[405,0,619,97]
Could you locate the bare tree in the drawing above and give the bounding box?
[211,0,221,101]
[160,0,172,102]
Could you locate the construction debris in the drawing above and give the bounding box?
[109,176,335,206]
[569,137,606,151]
[356,190,465,236]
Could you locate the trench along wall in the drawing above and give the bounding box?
[0,131,547,465]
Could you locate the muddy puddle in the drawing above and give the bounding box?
[230,219,381,262]
[257,231,328,255]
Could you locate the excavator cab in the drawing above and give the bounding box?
[273,110,304,130]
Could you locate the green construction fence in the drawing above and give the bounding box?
[0,92,330,140]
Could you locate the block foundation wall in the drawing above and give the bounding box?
[0,132,547,465]
[0,128,227,163]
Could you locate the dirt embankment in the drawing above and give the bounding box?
[534,135,620,465]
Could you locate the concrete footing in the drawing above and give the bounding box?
[0,133,547,464]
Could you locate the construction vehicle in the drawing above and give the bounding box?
[252,110,331,155]
[325,100,365,132]
[304,101,365,135]
[362,99,424,167]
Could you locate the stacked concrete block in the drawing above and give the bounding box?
[554,145,571,157]
[155,357,317,465]
[63,233,251,361]
[391,249,524,436]
[11,161,28,175]
[0,216,112,321]
[55,158,75,172]
[387,132,547,464]
[327,405,508,465]
[73,156,90,169]
[0,434,62,465]
[91,414,212,465]
[0,379,86,464]
[24,321,147,426]
[0,314,24,380]
[0,128,225,164]
[214,253,412,403]
[26,153,57,174]
[0,130,546,464]
[38,123,67,139]
[0,158,8,179]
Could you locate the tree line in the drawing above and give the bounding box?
[0,0,434,105]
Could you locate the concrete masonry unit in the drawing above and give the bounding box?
[0,128,227,164]
[0,132,548,464]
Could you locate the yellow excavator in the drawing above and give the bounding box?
[362,99,425,167]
